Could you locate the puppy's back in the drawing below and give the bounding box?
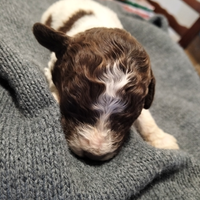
[41,0,123,36]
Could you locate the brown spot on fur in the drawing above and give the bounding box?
[58,10,93,33]
[44,15,52,27]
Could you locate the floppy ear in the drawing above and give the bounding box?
[32,23,71,57]
[144,71,155,109]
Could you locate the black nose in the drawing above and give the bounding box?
[83,151,108,161]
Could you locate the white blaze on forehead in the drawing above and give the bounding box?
[72,63,131,156]
[94,63,131,126]
[100,63,131,97]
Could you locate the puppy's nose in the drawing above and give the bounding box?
[83,151,109,161]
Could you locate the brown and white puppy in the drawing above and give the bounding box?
[33,0,179,161]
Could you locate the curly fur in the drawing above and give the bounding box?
[33,0,179,161]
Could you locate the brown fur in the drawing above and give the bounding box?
[44,15,52,27]
[58,10,93,33]
[33,23,155,159]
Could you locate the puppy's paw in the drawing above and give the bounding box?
[43,67,59,103]
[44,67,51,80]
[44,67,54,87]
[52,91,59,103]
[146,130,179,150]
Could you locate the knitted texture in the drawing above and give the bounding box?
[1,0,200,199]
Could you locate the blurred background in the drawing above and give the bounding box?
[115,0,200,76]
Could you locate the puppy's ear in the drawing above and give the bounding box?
[144,71,155,109]
[32,23,70,57]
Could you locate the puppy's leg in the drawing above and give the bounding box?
[44,53,59,103]
[133,109,179,149]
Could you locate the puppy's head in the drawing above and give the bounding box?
[33,23,155,161]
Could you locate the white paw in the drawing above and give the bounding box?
[44,67,52,80]
[44,67,54,87]
[48,52,57,70]
[52,91,59,103]
[146,130,179,150]
[43,67,60,103]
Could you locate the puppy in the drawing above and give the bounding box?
[33,0,179,161]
